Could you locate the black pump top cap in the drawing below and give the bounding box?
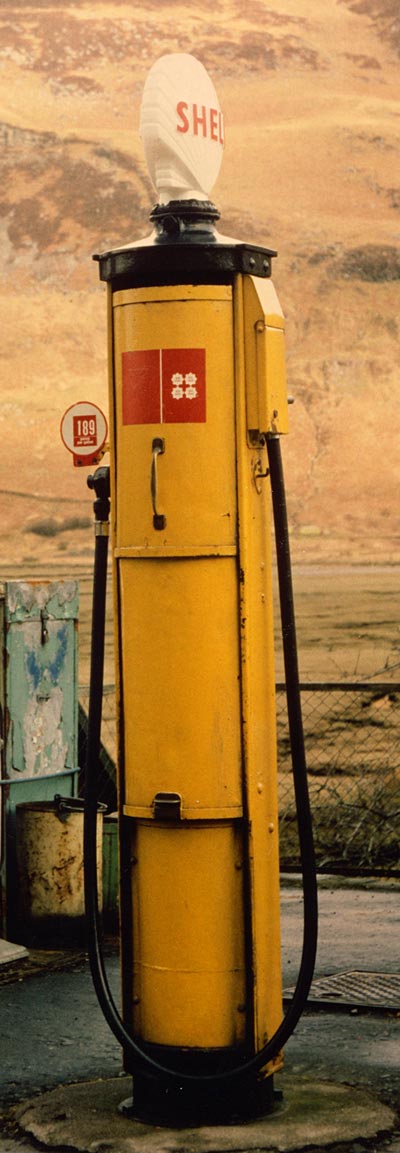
[93,202,277,290]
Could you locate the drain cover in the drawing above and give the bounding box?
[284,970,400,1009]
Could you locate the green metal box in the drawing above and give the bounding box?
[0,580,79,939]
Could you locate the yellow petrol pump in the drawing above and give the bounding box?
[83,53,317,1127]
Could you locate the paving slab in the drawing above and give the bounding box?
[13,1074,396,1153]
[0,939,28,967]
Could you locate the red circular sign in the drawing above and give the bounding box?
[60,402,108,461]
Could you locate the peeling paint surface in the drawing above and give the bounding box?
[4,579,78,621]
[26,624,68,689]
[23,685,68,778]
[3,581,78,781]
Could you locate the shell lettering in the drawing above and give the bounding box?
[176,101,224,144]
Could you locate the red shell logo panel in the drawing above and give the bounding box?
[122,348,206,424]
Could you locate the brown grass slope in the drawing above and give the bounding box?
[0,0,399,565]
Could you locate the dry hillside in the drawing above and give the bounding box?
[0,0,399,566]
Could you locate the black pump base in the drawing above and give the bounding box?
[120,1070,281,1128]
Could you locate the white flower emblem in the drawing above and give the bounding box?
[171,372,184,399]
[170,370,198,400]
[184,372,198,398]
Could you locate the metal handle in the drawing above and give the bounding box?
[151,437,166,530]
[40,608,49,645]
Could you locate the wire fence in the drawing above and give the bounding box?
[78,685,118,813]
[78,681,400,875]
[277,682,400,873]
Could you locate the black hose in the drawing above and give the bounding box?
[83,519,109,980]
[266,434,318,1002]
[84,442,317,1088]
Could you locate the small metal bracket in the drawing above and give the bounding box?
[40,608,49,645]
[252,435,269,494]
[152,792,182,821]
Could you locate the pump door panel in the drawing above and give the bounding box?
[112,285,236,554]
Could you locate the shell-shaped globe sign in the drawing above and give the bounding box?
[140,53,225,205]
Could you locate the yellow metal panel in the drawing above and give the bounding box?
[119,556,242,818]
[234,275,283,1069]
[131,821,246,1048]
[243,275,288,436]
[113,285,232,307]
[115,544,236,559]
[112,285,236,551]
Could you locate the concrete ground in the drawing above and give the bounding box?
[0,877,399,1152]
